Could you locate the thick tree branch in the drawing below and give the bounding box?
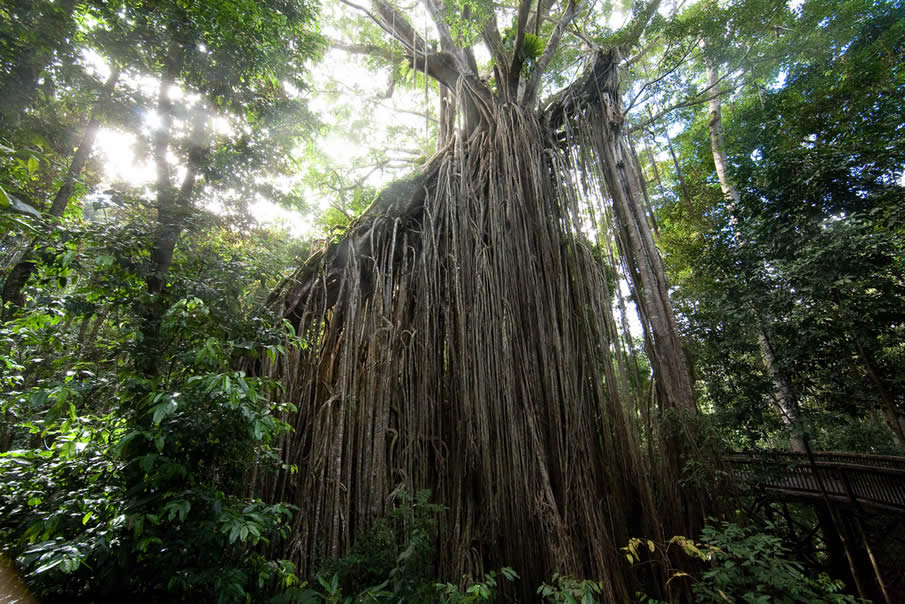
[421,0,479,74]
[522,0,586,108]
[526,0,555,37]
[338,0,383,25]
[481,16,512,98]
[421,0,456,49]
[328,39,402,62]
[367,0,463,89]
[616,0,662,54]
[371,0,431,55]
[508,0,534,92]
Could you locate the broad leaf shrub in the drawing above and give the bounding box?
[536,572,605,603]
[625,520,858,603]
[0,215,307,602]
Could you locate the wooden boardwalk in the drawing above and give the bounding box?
[725,451,905,514]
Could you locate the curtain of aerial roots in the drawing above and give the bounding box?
[264,88,685,600]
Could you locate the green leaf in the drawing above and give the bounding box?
[140,454,157,472]
[34,557,65,574]
[163,499,191,521]
[0,189,40,217]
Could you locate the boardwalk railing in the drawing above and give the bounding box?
[725,451,905,514]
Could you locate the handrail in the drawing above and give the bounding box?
[724,451,905,514]
[725,450,905,470]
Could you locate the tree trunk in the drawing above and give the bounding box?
[758,331,807,452]
[146,46,184,298]
[855,336,905,449]
[139,43,207,374]
[700,39,805,451]
[584,55,697,413]
[263,51,699,600]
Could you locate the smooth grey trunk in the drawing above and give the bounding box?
[758,331,807,452]
[854,336,905,449]
[701,39,805,451]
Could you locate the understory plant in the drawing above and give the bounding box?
[0,216,308,602]
[624,520,858,603]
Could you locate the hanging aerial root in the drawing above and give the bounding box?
[261,65,697,601]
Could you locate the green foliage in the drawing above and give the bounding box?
[537,572,605,603]
[625,522,858,604]
[442,0,495,47]
[436,567,518,603]
[313,489,444,601]
[292,492,521,603]
[655,0,905,450]
[0,211,309,601]
[690,522,857,604]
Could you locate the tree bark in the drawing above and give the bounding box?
[137,43,194,374]
[758,331,806,452]
[578,53,697,412]
[700,39,805,451]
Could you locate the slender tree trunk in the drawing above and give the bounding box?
[665,128,692,210]
[50,70,120,215]
[854,336,905,449]
[1,69,120,310]
[146,106,205,296]
[640,57,691,212]
[146,46,183,298]
[700,39,805,451]
[139,44,207,374]
[0,0,80,124]
[136,45,183,373]
[758,331,806,452]
[629,136,661,240]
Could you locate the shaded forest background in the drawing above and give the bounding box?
[0,0,903,601]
